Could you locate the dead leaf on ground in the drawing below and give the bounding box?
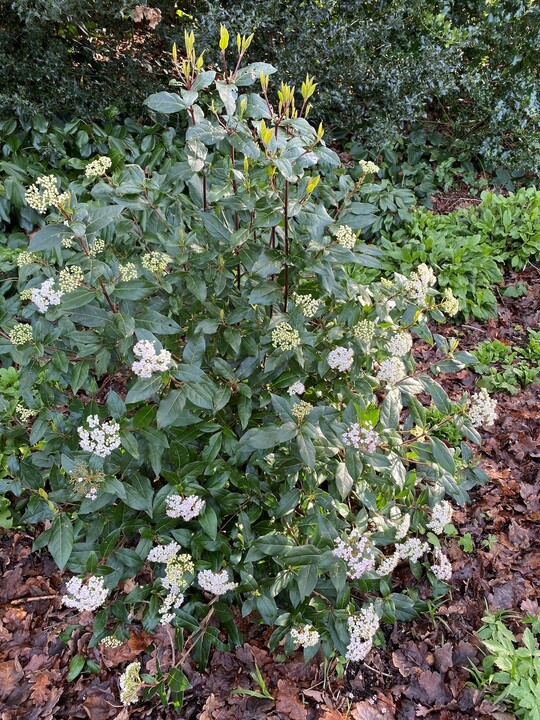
[275,679,307,720]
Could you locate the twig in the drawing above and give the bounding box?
[9,594,57,605]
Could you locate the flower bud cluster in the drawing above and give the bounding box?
[290,625,320,648]
[335,225,356,249]
[426,500,453,535]
[89,237,105,257]
[292,292,321,317]
[147,541,182,564]
[287,381,305,396]
[9,323,33,345]
[386,331,413,357]
[165,494,205,521]
[78,415,121,458]
[291,400,313,422]
[346,604,380,662]
[333,528,376,579]
[58,265,84,292]
[271,322,301,351]
[397,538,429,563]
[85,156,112,179]
[142,251,172,274]
[61,236,75,249]
[119,263,138,281]
[376,357,406,385]
[131,340,172,378]
[328,346,354,372]
[25,175,70,213]
[16,251,38,266]
[342,423,380,453]
[430,549,452,581]
[119,662,142,705]
[31,278,64,313]
[441,288,460,316]
[468,388,497,427]
[100,635,122,648]
[197,569,237,596]
[16,405,36,422]
[352,319,376,342]
[406,263,437,305]
[359,160,380,175]
[62,575,109,612]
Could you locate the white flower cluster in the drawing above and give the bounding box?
[159,554,194,623]
[287,381,305,396]
[441,288,460,317]
[58,265,84,293]
[335,225,356,250]
[271,322,301,351]
[165,494,205,521]
[9,323,33,346]
[376,553,401,577]
[197,569,237,596]
[62,575,108,612]
[290,625,320,648]
[395,514,411,541]
[78,415,121,458]
[119,263,139,281]
[292,292,321,317]
[89,237,105,257]
[468,388,497,427]
[352,319,376,342]
[426,500,453,535]
[100,635,122,648]
[342,423,380,453]
[406,263,437,306]
[376,357,406,385]
[142,251,172,274]
[333,528,376,580]
[85,156,112,179]
[131,340,172,378]
[147,541,181,564]
[61,236,74,249]
[16,405,36,423]
[119,661,142,706]
[31,278,63,313]
[386,331,413,358]
[16,251,38,266]
[346,605,380,662]
[291,400,313,422]
[25,175,70,213]
[431,549,452,581]
[328,346,354,372]
[359,160,380,175]
[397,538,429,563]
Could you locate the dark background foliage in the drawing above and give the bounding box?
[1,0,539,167]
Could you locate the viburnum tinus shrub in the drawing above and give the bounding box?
[0,30,496,709]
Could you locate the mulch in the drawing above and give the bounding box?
[1,268,539,720]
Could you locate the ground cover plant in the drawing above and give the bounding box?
[0,31,502,712]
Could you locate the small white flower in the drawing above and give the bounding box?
[359,160,380,175]
[346,605,380,662]
[287,381,305,396]
[431,549,452,581]
[165,494,205,521]
[62,575,108,612]
[376,357,406,385]
[333,528,376,580]
[292,292,321,317]
[395,514,411,540]
[468,388,497,427]
[328,347,354,372]
[426,501,453,535]
[406,264,437,306]
[119,662,142,705]
[397,538,429,563]
[31,278,64,313]
[335,225,356,250]
[197,569,237,596]
[386,332,413,358]
[131,339,172,378]
[290,625,320,648]
[272,323,301,351]
[342,423,380,453]
[147,541,181,564]
[85,156,112,179]
[77,415,121,458]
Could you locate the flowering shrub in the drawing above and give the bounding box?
[0,31,494,709]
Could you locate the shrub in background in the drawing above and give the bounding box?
[0,31,495,709]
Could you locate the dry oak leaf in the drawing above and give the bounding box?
[0,660,23,700]
[275,679,307,720]
[199,693,222,720]
[351,696,395,720]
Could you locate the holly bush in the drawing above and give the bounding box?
[0,31,492,709]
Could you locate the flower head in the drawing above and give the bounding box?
[58,265,84,293]
[359,160,380,175]
[119,263,138,282]
[197,569,237,596]
[62,575,108,612]
[335,225,356,250]
[16,251,38,267]
[25,175,69,213]
[468,388,497,427]
[290,625,320,648]
[131,340,172,378]
[165,494,205,521]
[147,541,182,564]
[376,357,406,385]
[406,264,437,306]
[142,251,172,274]
[346,605,380,662]
[397,538,429,563]
[292,292,321,317]
[426,500,453,535]
[352,319,376,342]
[431,549,452,581]
[333,528,376,580]
[328,346,354,372]
[441,288,460,317]
[9,323,33,346]
[85,156,112,179]
[271,323,300,351]
[291,400,313,422]
[386,332,413,358]
[342,423,380,453]
[119,662,142,706]
[287,381,305,396]
[31,278,63,313]
[77,415,121,458]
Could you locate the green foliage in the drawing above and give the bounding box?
[371,188,540,320]
[471,611,540,720]
[474,331,540,395]
[0,33,491,708]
